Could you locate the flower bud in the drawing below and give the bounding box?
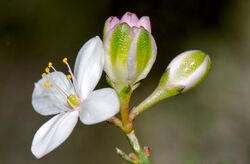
[103,12,157,89]
[160,50,211,93]
[130,50,211,118]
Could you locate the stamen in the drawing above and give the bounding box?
[45,67,50,73]
[62,57,74,76]
[41,58,81,110]
[44,60,74,97]
[62,57,80,96]
[53,82,68,97]
[67,74,72,79]
[50,65,57,72]
[48,62,53,68]
[42,72,69,97]
[47,61,57,72]
[62,57,68,64]
[62,57,72,73]
[44,81,51,88]
[43,82,74,110]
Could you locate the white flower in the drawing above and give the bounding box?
[31,36,120,159]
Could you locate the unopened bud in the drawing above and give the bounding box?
[143,146,151,157]
[130,51,211,119]
[160,50,211,93]
[129,153,138,161]
[103,12,157,90]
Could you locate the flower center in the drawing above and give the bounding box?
[42,58,81,109]
[67,94,80,108]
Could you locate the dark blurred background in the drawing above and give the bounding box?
[0,0,250,163]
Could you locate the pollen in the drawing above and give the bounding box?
[63,57,68,64]
[44,81,51,88]
[66,74,72,79]
[48,62,53,68]
[45,67,50,73]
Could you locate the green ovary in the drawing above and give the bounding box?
[67,95,80,108]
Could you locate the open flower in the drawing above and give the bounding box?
[31,36,120,158]
[103,12,157,89]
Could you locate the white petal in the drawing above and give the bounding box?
[74,36,104,99]
[31,111,78,158]
[32,72,72,116]
[79,88,120,125]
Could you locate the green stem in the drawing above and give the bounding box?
[107,116,124,130]
[126,131,150,164]
[130,85,183,120]
[116,148,134,163]
[130,86,167,119]
[118,87,133,133]
[113,86,151,163]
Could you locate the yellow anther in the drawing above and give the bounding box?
[48,62,53,68]
[44,81,51,88]
[45,67,50,73]
[66,74,72,79]
[63,57,68,64]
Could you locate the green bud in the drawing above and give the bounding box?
[130,50,211,118]
[103,18,157,90]
[160,50,211,93]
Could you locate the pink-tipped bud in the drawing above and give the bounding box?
[103,12,156,89]
[121,12,139,27]
[104,12,152,36]
[137,16,151,33]
[104,16,120,37]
